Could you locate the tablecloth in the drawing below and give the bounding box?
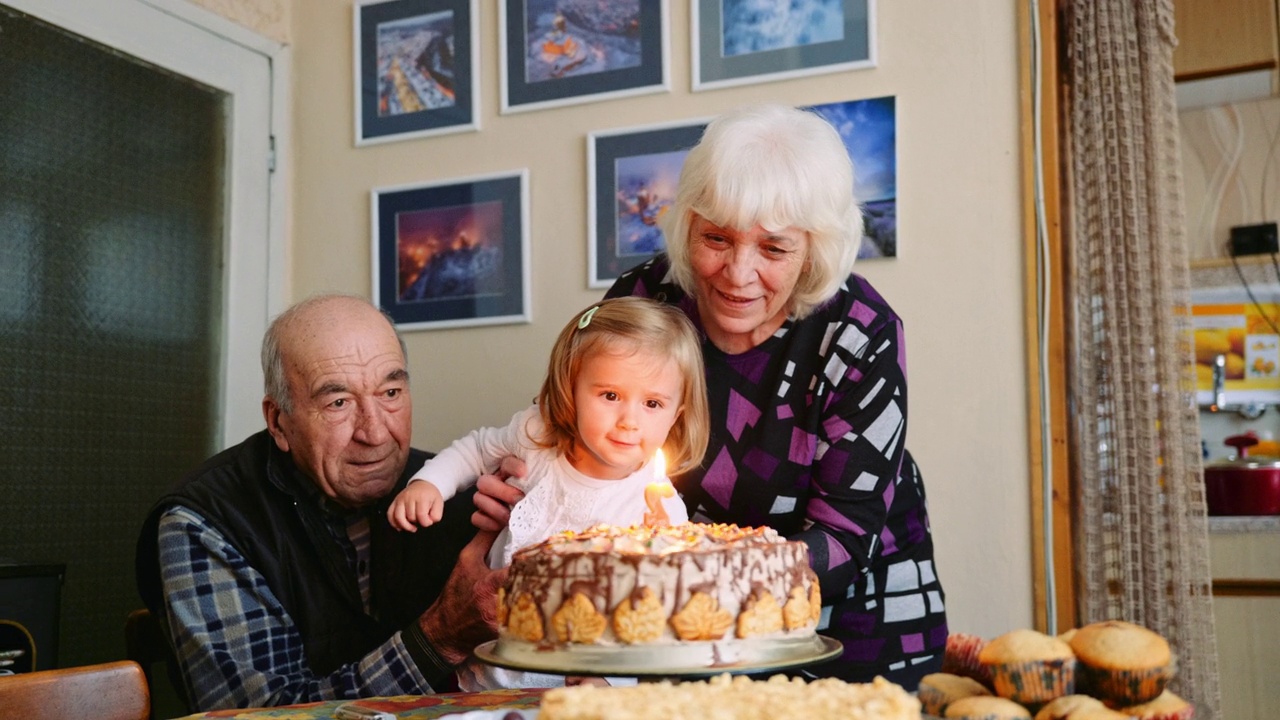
[175,688,549,720]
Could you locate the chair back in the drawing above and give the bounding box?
[125,608,189,718]
[0,659,150,720]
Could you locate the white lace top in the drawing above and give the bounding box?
[409,405,688,569]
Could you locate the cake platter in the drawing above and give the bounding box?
[473,634,842,679]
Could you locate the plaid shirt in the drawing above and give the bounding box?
[156,504,445,710]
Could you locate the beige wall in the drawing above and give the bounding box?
[217,0,1032,639]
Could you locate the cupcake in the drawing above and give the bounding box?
[1068,621,1172,705]
[944,632,994,688]
[1034,695,1107,720]
[978,629,1077,705]
[1118,690,1194,720]
[944,695,1032,720]
[918,672,992,716]
[1069,709,1136,719]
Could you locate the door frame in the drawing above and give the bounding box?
[3,0,290,448]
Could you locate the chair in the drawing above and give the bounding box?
[0,660,150,720]
[125,608,188,719]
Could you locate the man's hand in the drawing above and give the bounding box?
[470,456,528,532]
[417,529,507,666]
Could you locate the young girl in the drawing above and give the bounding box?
[386,296,709,688]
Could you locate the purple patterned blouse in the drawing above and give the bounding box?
[607,256,947,687]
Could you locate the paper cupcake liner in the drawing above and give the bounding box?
[987,657,1077,705]
[1078,663,1171,706]
[943,633,994,688]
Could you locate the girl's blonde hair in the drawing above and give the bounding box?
[535,297,709,476]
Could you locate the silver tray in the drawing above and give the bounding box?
[472,634,842,678]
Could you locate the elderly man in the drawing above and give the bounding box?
[136,294,503,711]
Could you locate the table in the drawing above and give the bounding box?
[175,688,548,720]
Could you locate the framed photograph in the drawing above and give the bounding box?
[372,171,531,331]
[692,0,875,92]
[587,118,708,289]
[500,0,669,114]
[354,0,479,146]
[808,95,897,259]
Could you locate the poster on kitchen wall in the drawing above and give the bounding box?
[1192,286,1280,406]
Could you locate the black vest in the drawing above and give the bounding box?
[136,431,477,675]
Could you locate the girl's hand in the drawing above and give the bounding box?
[387,481,446,531]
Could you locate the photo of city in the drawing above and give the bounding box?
[375,10,457,116]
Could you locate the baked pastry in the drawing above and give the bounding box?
[1065,710,1134,720]
[978,629,1077,704]
[1068,621,1172,705]
[497,523,821,662]
[944,695,1032,719]
[538,673,921,720]
[1033,695,1107,720]
[1119,690,1194,720]
[918,672,992,716]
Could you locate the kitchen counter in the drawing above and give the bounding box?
[1208,515,1280,533]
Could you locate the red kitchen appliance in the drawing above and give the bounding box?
[1203,434,1280,516]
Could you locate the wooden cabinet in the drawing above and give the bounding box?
[1174,0,1279,81]
[1209,526,1280,720]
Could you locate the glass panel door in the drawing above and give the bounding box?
[0,4,276,705]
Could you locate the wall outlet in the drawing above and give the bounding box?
[1230,222,1279,256]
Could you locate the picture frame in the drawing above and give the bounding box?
[500,0,669,114]
[587,118,709,289]
[809,95,897,260]
[692,0,875,92]
[372,170,531,331]
[585,96,897,288]
[354,0,479,146]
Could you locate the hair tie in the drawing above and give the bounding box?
[577,305,600,329]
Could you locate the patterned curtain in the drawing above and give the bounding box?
[1062,1,1222,718]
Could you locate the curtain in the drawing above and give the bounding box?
[1063,1,1222,718]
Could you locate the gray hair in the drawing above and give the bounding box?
[261,294,407,414]
[661,104,862,319]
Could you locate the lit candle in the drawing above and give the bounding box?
[643,450,675,528]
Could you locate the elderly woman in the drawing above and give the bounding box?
[478,104,946,686]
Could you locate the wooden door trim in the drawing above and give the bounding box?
[1021,0,1076,633]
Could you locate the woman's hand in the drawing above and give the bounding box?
[470,456,528,532]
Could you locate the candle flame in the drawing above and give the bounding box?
[643,451,674,528]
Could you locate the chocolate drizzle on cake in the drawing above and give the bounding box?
[499,523,821,647]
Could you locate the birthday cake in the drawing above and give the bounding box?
[493,523,823,669]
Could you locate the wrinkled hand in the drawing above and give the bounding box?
[470,456,528,532]
[417,529,507,665]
